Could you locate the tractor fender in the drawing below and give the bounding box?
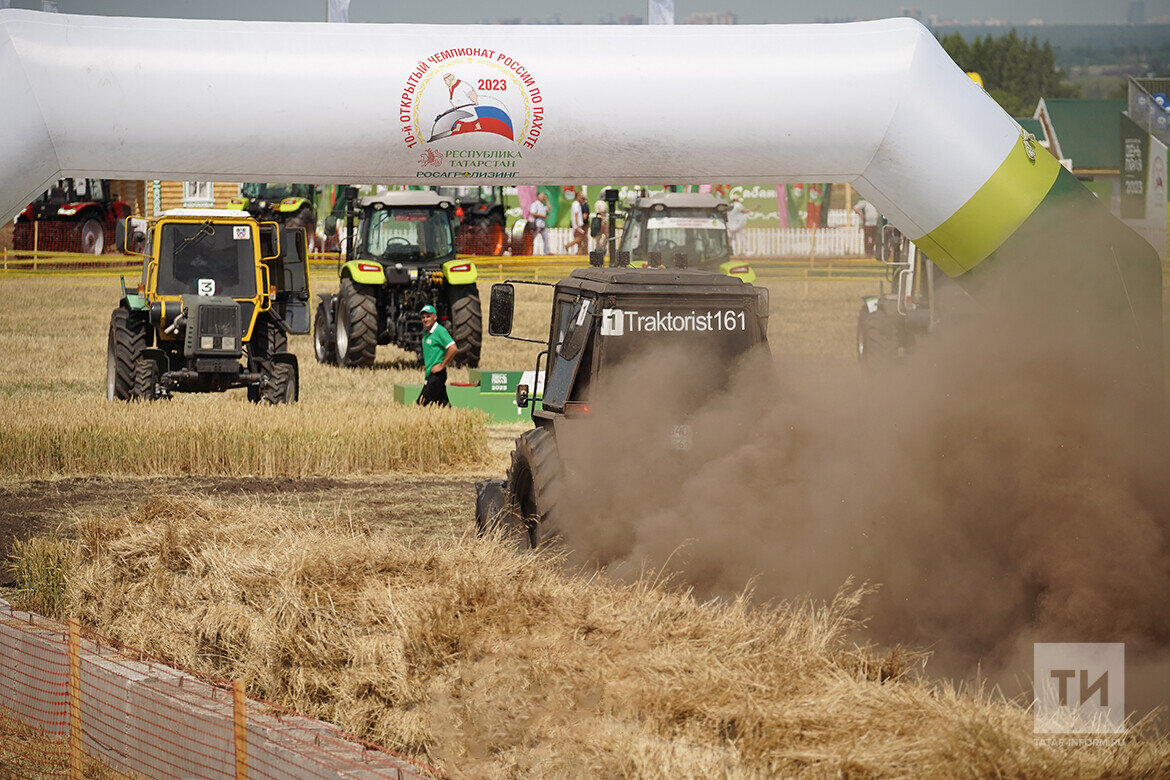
[719,260,757,284]
[340,259,386,286]
[442,259,477,285]
[140,347,169,376]
[273,351,298,371]
[276,196,309,214]
[316,292,336,329]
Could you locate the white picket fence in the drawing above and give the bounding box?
[528,226,866,258]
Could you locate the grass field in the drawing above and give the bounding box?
[3,265,1169,777]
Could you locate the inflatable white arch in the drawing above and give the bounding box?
[0,9,1161,371]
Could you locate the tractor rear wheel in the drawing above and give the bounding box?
[858,304,899,366]
[335,278,377,367]
[131,358,160,400]
[448,285,482,368]
[313,299,337,364]
[80,218,104,255]
[106,308,146,401]
[503,427,562,550]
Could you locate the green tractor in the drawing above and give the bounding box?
[591,191,756,283]
[313,189,482,368]
[106,209,310,403]
[228,183,317,233]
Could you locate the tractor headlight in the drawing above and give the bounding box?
[222,336,235,351]
[201,336,215,350]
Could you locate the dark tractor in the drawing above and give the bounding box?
[228,183,318,233]
[436,186,510,256]
[855,216,975,365]
[106,209,310,404]
[474,267,771,549]
[598,191,755,282]
[313,189,482,368]
[14,178,131,254]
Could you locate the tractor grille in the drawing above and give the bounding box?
[190,303,242,356]
[199,304,238,337]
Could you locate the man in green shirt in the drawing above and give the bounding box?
[417,304,457,406]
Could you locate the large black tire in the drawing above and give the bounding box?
[248,315,294,403]
[262,359,298,404]
[335,278,377,367]
[79,218,104,255]
[106,308,146,401]
[131,358,160,401]
[313,299,337,364]
[857,304,899,367]
[447,285,482,368]
[503,427,562,550]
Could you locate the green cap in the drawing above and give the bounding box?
[420,304,437,315]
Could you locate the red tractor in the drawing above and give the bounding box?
[13,178,131,254]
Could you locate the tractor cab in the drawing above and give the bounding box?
[228,183,317,228]
[614,192,755,283]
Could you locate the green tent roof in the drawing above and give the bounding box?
[1037,99,1126,170]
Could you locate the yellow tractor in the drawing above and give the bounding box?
[106,209,310,403]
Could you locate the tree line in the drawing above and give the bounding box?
[939,28,1079,117]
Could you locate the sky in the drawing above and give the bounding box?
[4,0,1168,26]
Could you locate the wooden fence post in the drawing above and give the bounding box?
[233,679,248,780]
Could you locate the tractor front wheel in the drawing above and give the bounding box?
[106,308,146,401]
[313,299,337,364]
[261,360,298,404]
[131,359,160,400]
[80,218,104,255]
[335,279,377,367]
[503,427,562,550]
[447,285,482,368]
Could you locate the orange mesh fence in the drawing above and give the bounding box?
[11,221,121,256]
[0,599,440,779]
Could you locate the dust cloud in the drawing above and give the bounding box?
[549,260,1170,717]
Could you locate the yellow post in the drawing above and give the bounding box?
[233,679,248,780]
[67,618,83,780]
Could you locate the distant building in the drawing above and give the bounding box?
[898,7,922,22]
[681,12,736,24]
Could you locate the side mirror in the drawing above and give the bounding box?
[488,283,515,337]
[115,218,127,253]
[515,383,529,409]
[323,214,339,237]
[589,216,601,238]
[588,249,605,267]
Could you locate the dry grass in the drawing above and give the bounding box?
[58,497,1170,778]
[7,536,70,619]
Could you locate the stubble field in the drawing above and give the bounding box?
[3,265,1169,777]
